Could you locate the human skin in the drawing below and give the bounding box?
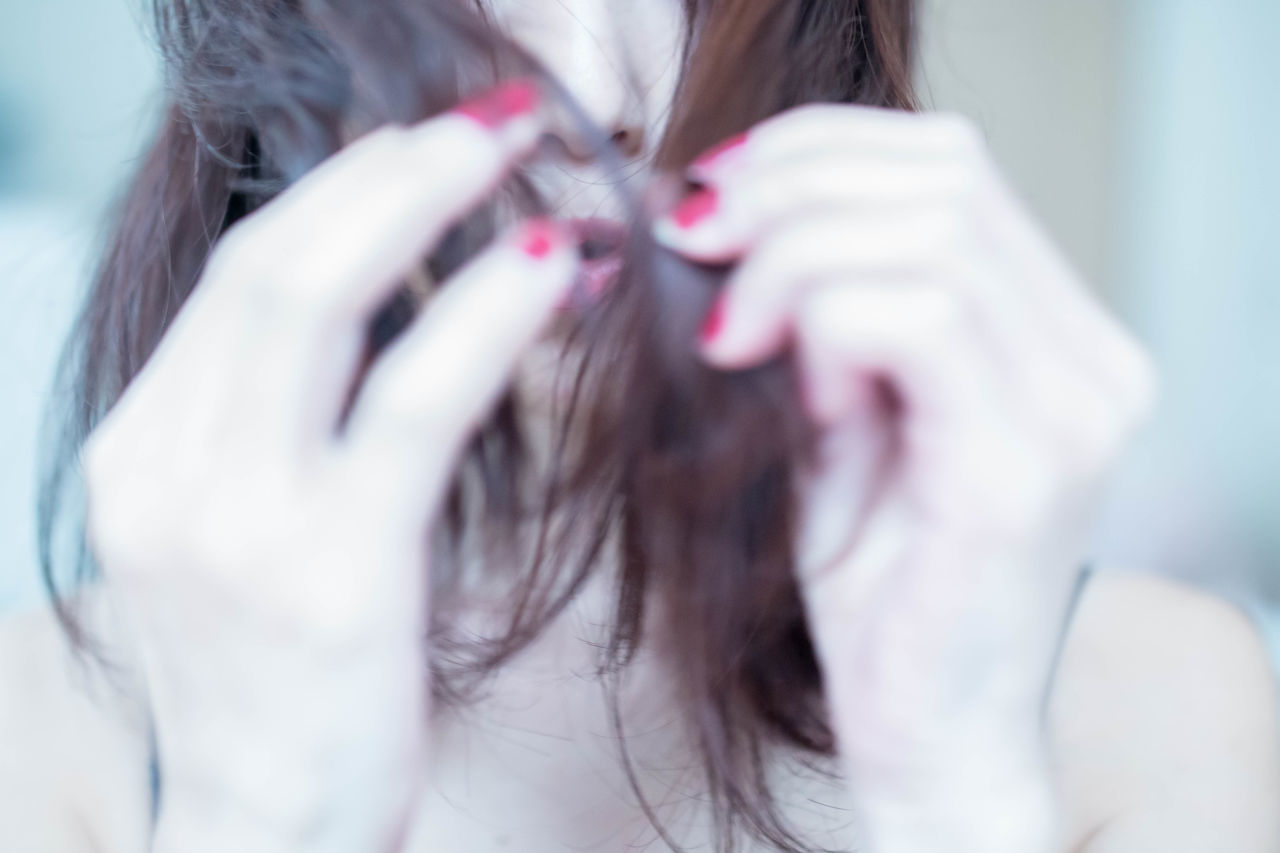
[653,105,1155,850]
[57,1,1278,852]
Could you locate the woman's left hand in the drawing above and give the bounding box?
[653,104,1158,853]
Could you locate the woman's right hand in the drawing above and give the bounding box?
[80,82,577,853]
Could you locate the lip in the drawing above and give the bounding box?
[564,217,628,308]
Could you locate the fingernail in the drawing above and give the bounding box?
[690,133,748,173]
[699,293,728,347]
[668,186,719,230]
[455,78,541,129]
[517,219,561,259]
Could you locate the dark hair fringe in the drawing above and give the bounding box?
[38,1,917,850]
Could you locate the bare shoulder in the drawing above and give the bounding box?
[0,591,153,852]
[1050,569,1280,852]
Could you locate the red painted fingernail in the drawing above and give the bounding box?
[455,78,541,129]
[691,132,748,172]
[518,219,560,259]
[699,294,727,346]
[670,186,719,229]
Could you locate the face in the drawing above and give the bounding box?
[484,0,688,296]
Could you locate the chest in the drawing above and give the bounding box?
[401,591,860,852]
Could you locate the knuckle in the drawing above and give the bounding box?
[912,286,966,336]
[950,156,990,206]
[801,301,851,355]
[936,204,969,244]
[91,472,287,588]
[354,121,414,154]
[208,219,274,279]
[1059,394,1121,475]
[797,290,848,346]
[935,158,983,202]
[84,470,180,578]
[253,268,334,320]
[81,427,269,583]
[777,102,837,129]
[925,430,1060,535]
[1117,343,1161,422]
[932,112,986,155]
[315,123,414,183]
[736,233,794,290]
[1037,372,1151,484]
[182,493,268,574]
[772,220,819,264]
[368,366,461,436]
[81,431,115,492]
[415,117,498,177]
[912,207,968,270]
[1021,363,1114,474]
[424,112,485,147]
[85,479,166,576]
[208,219,336,321]
[207,230,297,312]
[1132,366,1160,423]
[217,238,338,323]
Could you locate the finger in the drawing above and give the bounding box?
[653,158,970,263]
[341,219,577,521]
[791,283,1051,530]
[794,281,1123,499]
[789,283,1030,621]
[792,282,991,426]
[691,196,1152,441]
[684,104,1153,406]
[198,80,548,454]
[971,179,1159,414]
[215,80,545,314]
[696,209,964,369]
[757,230,1106,440]
[678,106,1149,402]
[686,105,980,180]
[791,400,898,585]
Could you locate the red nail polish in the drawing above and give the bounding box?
[691,133,748,172]
[670,187,719,229]
[455,78,541,129]
[518,219,559,259]
[699,294,727,345]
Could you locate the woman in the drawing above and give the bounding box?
[4,0,1278,850]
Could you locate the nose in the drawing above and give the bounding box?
[518,2,649,162]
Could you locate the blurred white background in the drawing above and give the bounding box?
[917,0,1280,659]
[1,1,1277,659]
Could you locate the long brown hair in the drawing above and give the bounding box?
[40,1,917,849]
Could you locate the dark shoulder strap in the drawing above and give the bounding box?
[147,725,162,824]
[1041,562,1096,719]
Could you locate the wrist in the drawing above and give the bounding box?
[150,659,429,853]
[859,786,1060,853]
[154,742,424,853]
[853,750,1062,853]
